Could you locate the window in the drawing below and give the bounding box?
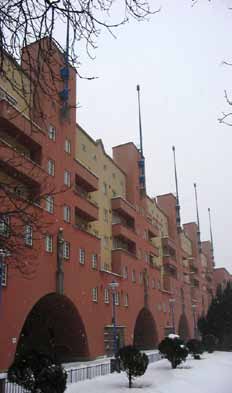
[81,144,86,152]
[64,205,71,223]
[0,215,10,237]
[103,236,109,249]
[104,288,110,304]
[103,209,108,222]
[124,293,129,307]
[45,196,54,213]
[79,248,85,264]
[152,279,155,289]
[123,266,128,279]
[139,272,143,284]
[103,182,107,195]
[65,138,71,154]
[45,235,53,253]
[92,287,98,302]
[92,254,97,269]
[132,269,136,283]
[163,303,166,313]
[1,263,7,286]
[48,124,56,141]
[64,170,71,187]
[144,252,148,263]
[63,241,70,259]
[114,292,120,306]
[112,190,116,197]
[48,159,55,176]
[24,225,33,246]
[103,164,107,171]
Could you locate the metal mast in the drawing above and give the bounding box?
[136,85,146,193]
[194,183,202,253]
[172,146,181,232]
[208,207,215,266]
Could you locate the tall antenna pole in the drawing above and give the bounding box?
[172,146,181,232]
[208,207,215,266]
[194,183,202,253]
[136,84,143,158]
[60,0,70,116]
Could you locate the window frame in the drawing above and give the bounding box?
[79,248,85,264]
[1,263,7,286]
[64,170,71,187]
[63,240,70,260]
[63,205,71,223]
[45,195,54,214]
[24,225,33,247]
[92,287,98,302]
[64,138,71,154]
[0,215,10,238]
[48,159,55,176]
[45,234,53,253]
[91,254,98,269]
[48,124,56,141]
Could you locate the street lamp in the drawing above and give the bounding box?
[169,298,175,334]
[108,280,119,357]
[192,304,197,338]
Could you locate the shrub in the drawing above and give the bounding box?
[117,345,148,388]
[202,334,217,353]
[186,339,203,359]
[8,351,67,393]
[158,335,188,369]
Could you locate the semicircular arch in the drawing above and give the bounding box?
[16,292,89,362]
[133,307,158,350]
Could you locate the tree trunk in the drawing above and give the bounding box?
[129,373,132,388]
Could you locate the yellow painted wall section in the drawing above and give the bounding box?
[180,231,193,256]
[75,124,126,270]
[0,54,31,116]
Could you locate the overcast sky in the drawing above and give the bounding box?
[64,0,232,271]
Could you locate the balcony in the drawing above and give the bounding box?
[0,137,45,185]
[111,248,137,275]
[146,220,159,238]
[74,195,98,223]
[0,100,44,145]
[111,197,136,221]
[188,257,199,275]
[163,254,177,270]
[149,254,161,270]
[163,262,177,279]
[112,222,137,245]
[74,159,98,192]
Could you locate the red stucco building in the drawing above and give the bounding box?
[0,38,230,373]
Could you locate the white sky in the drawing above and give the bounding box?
[61,0,232,271]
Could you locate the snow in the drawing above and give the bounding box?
[168,334,180,339]
[66,352,232,393]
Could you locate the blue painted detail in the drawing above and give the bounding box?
[59,88,69,101]
[60,67,70,80]
[138,159,145,169]
[139,175,145,184]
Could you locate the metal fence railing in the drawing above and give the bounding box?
[1,350,161,393]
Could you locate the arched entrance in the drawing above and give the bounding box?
[133,308,158,350]
[178,313,190,341]
[16,293,89,362]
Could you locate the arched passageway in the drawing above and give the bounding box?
[178,313,190,341]
[133,308,158,350]
[16,293,89,362]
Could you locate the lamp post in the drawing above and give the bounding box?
[108,280,119,357]
[169,298,175,334]
[192,304,197,338]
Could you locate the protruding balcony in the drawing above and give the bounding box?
[163,262,177,279]
[74,159,98,192]
[189,258,199,275]
[0,137,45,185]
[74,196,98,223]
[112,222,137,245]
[111,247,137,276]
[111,197,136,221]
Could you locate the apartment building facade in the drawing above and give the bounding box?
[0,38,229,372]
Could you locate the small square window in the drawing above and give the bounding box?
[64,205,71,223]
[48,159,55,176]
[1,263,7,286]
[79,248,85,264]
[24,225,33,246]
[45,196,54,213]
[48,125,56,141]
[63,241,70,260]
[92,254,97,269]
[82,144,86,152]
[45,235,53,253]
[104,288,109,304]
[64,170,71,187]
[0,215,10,237]
[65,138,71,154]
[92,287,98,302]
[123,266,128,279]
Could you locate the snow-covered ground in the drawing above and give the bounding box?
[66,351,232,393]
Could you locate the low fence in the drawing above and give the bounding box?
[1,350,161,393]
